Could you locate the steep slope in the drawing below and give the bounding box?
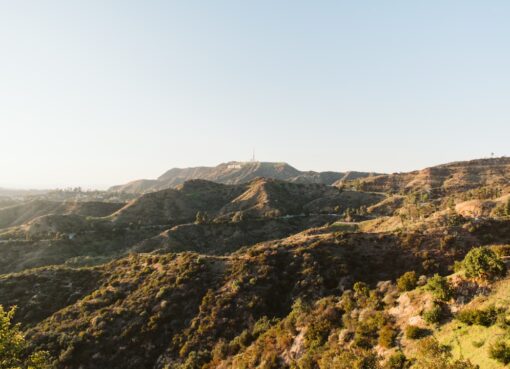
[1,225,472,369]
[110,180,246,225]
[132,215,337,255]
[111,178,384,225]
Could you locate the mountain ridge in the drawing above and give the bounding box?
[108,161,380,193]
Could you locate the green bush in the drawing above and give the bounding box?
[405,325,427,339]
[489,340,510,365]
[378,324,397,348]
[385,352,410,369]
[455,305,499,327]
[397,271,418,292]
[462,247,506,281]
[422,303,443,325]
[304,319,333,349]
[413,337,479,369]
[425,274,452,301]
[354,281,370,298]
[0,305,52,369]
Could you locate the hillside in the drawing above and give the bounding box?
[0,200,124,229]
[1,157,510,369]
[111,178,384,225]
[109,161,380,193]
[0,178,382,274]
[0,226,467,369]
[1,216,504,369]
[346,157,510,196]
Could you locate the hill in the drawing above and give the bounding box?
[0,200,124,229]
[346,157,510,197]
[109,161,380,193]
[0,225,467,369]
[2,157,510,369]
[111,178,384,225]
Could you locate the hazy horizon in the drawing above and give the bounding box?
[2,1,509,189]
[2,155,507,191]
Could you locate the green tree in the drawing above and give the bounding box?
[396,271,418,292]
[0,305,52,369]
[378,325,397,348]
[462,247,506,281]
[414,337,478,369]
[384,352,410,369]
[194,211,210,224]
[488,339,510,365]
[425,274,452,301]
[422,303,443,325]
[353,282,370,299]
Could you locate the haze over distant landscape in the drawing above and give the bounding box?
[1,1,510,189]
[3,2,510,369]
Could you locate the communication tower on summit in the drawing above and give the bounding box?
[251,148,256,162]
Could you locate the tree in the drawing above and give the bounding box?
[0,305,52,369]
[194,211,210,224]
[489,339,510,365]
[413,337,478,369]
[384,352,410,369]
[425,274,452,301]
[462,247,506,281]
[378,325,397,348]
[396,271,418,292]
[353,282,370,299]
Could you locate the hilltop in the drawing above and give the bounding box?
[109,161,380,193]
[346,157,510,196]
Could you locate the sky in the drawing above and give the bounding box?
[1,1,509,189]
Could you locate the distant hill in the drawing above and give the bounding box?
[0,187,49,198]
[0,200,124,229]
[108,161,380,193]
[110,178,384,225]
[343,157,510,196]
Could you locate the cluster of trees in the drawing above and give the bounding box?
[0,305,52,369]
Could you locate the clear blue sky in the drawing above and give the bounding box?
[1,1,509,189]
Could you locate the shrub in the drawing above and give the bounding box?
[397,271,418,292]
[385,352,410,369]
[422,303,443,325]
[425,274,452,301]
[304,319,333,349]
[455,305,499,327]
[462,247,506,281]
[412,337,478,369]
[405,325,427,339]
[378,324,397,348]
[489,340,510,365]
[354,281,370,298]
[413,337,452,369]
[0,305,52,369]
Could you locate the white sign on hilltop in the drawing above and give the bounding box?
[227,163,243,169]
